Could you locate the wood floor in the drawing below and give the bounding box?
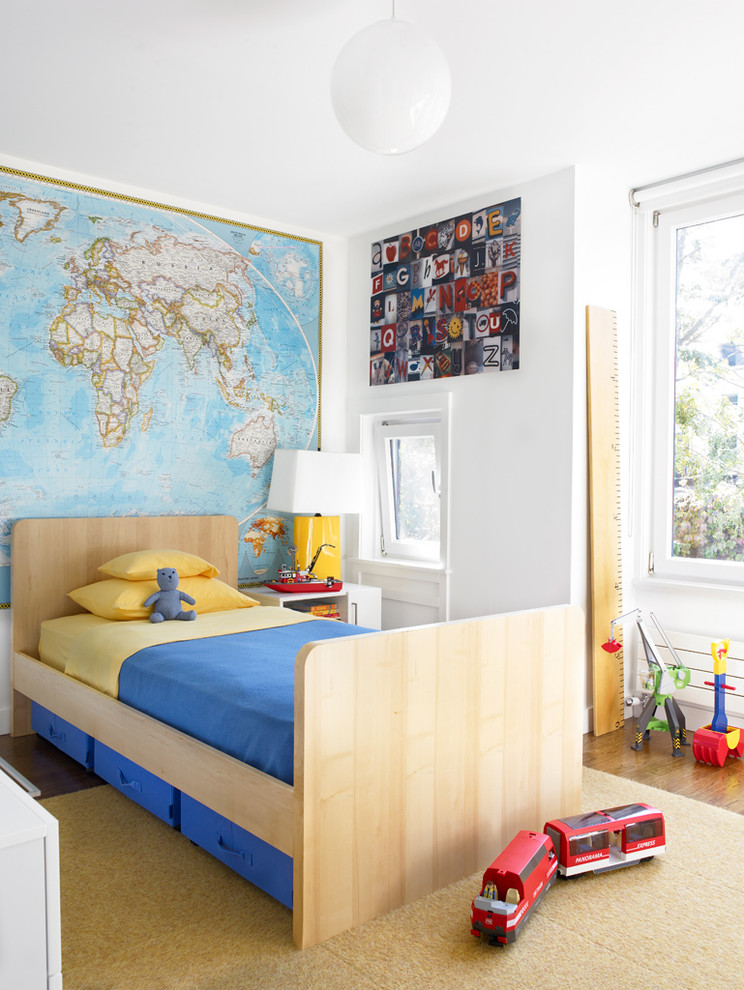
[583,718,744,814]
[1,716,742,813]
[0,731,104,798]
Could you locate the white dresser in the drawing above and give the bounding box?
[0,769,62,990]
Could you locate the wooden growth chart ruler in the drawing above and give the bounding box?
[586,305,625,735]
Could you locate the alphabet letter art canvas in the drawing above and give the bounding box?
[370,198,521,385]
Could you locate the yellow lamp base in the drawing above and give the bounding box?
[293,515,341,580]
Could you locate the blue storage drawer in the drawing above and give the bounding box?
[32,703,94,768]
[94,741,180,827]
[181,794,292,908]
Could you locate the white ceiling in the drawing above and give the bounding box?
[2,0,743,237]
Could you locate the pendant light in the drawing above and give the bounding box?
[330,1,451,155]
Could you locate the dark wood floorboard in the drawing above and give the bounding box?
[584,719,744,815]
[0,732,104,798]
[1,716,742,812]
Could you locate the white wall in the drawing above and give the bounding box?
[344,168,582,627]
[572,166,635,720]
[0,153,348,735]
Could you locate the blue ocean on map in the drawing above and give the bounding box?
[0,171,321,601]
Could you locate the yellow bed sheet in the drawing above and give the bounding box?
[39,613,112,672]
[40,606,319,697]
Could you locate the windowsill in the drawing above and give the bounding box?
[349,556,450,575]
[633,574,744,597]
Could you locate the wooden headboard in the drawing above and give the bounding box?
[11,515,238,658]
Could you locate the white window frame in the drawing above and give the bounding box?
[373,418,442,563]
[633,175,744,589]
[358,402,450,570]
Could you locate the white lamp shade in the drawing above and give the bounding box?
[330,17,451,155]
[267,449,363,516]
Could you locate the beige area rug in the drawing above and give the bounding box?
[43,769,744,990]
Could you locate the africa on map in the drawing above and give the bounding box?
[0,168,321,602]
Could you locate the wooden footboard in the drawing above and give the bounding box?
[293,604,583,947]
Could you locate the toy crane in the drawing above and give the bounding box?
[307,542,336,578]
[602,610,691,757]
[266,543,342,594]
[692,640,744,766]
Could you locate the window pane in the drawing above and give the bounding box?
[625,819,662,843]
[568,831,609,856]
[389,436,440,543]
[673,213,744,562]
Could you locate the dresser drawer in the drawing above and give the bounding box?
[181,794,292,907]
[94,742,180,827]
[32,703,94,769]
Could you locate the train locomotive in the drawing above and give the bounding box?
[469,831,558,946]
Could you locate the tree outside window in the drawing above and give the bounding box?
[673,213,744,562]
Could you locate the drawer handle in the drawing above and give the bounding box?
[117,769,143,793]
[216,833,253,865]
[48,724,66,743]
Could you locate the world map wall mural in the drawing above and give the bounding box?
[369,198,521,384]
[0,166,321,602]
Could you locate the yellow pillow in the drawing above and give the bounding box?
[69,577,257,620]
[98,548,220,581]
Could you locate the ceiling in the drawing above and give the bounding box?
[2,0,743,238]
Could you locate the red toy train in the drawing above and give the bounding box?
[470,802,665,946]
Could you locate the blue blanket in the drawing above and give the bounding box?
[118,619,369,785]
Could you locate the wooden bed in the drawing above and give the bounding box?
[10,514,584,948]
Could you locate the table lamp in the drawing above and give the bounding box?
[267,449,362,581]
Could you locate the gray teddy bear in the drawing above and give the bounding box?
[143,567,196,622]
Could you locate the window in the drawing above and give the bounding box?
[625,818,663,844]
[519,846,549,883]
[373,416,443,563]
[544,825,562,858]
[601,804,648,821]
[636,180,744,586]
[568,830,609,857]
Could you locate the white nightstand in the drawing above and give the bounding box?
[246,582,381,629]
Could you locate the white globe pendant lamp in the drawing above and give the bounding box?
[330,5,451,155]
